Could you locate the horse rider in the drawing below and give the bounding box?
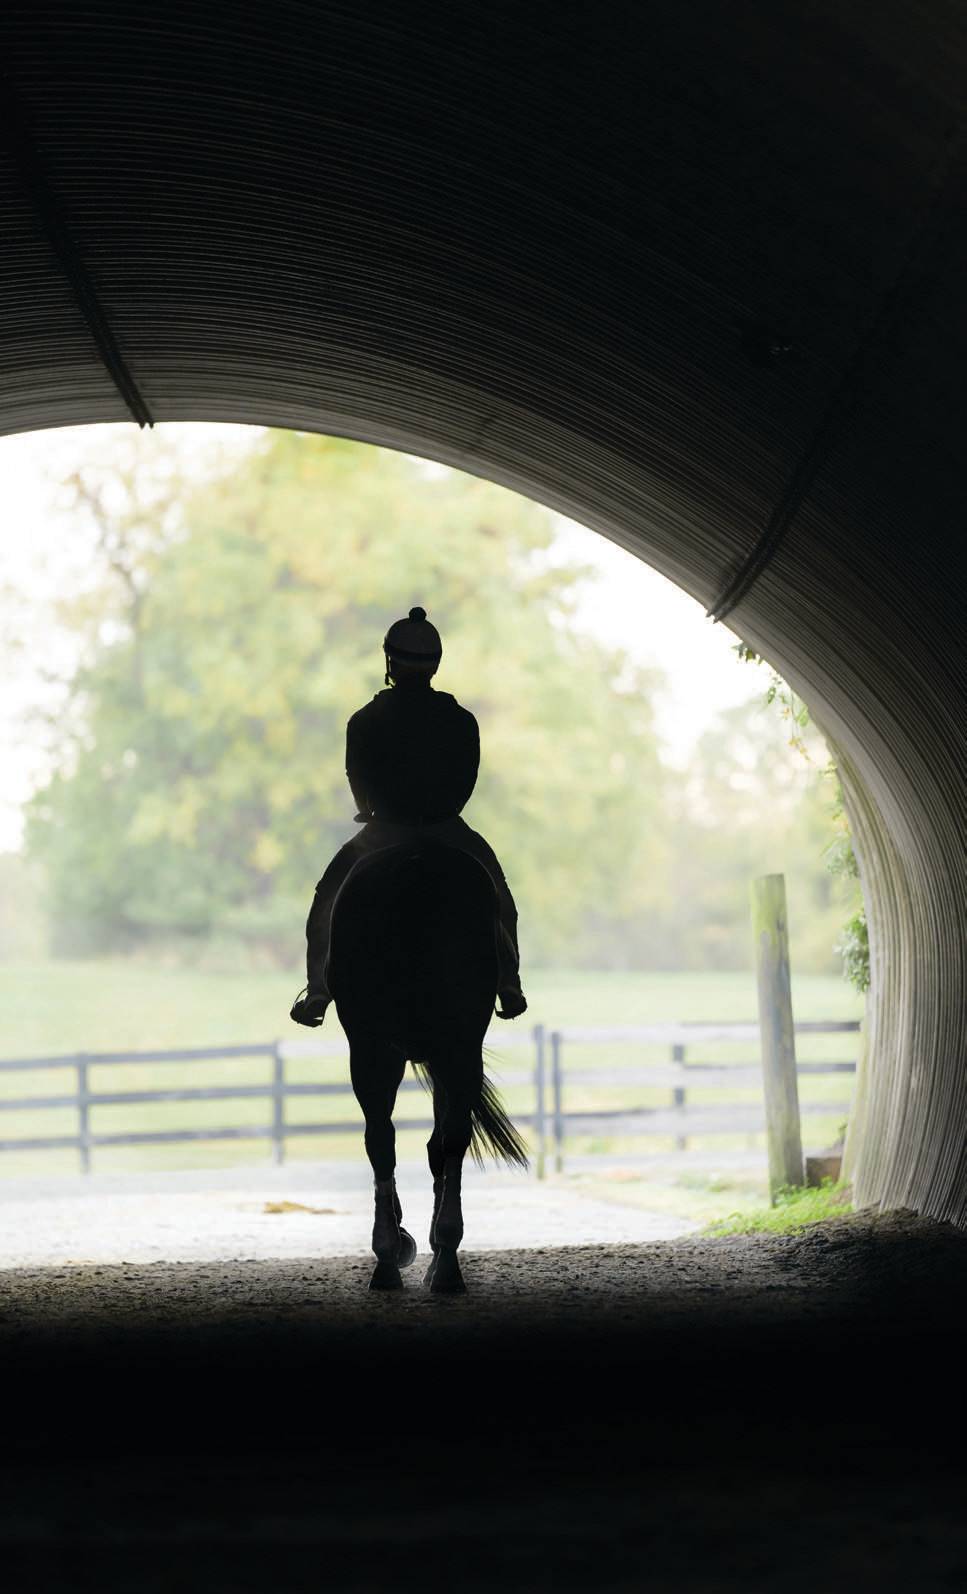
[290,606,527,1027]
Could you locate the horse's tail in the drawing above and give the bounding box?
[410,1060,530,1172]
[470,1072,530,1171]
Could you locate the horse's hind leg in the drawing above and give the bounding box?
[350,1039,414,1289]
[423,1084,447,1287]
[426,1051,482,1295]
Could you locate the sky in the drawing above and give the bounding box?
[0,422,762,851]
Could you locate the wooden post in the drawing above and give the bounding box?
[671,1041,687,1151]
[271,1043,285,1166]
[751,873,803,1200]
[76,1055,91,1175]
[551,1031,564,1174]
[533,1025,546,1180]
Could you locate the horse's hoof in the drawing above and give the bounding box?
[430,1246,466,1295]
[369,1258,404,1291]
[398,1227,418,1269]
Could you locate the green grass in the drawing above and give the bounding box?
[0,960,864,1186]
[0,961,863,1057]
[702,1180,853,1236]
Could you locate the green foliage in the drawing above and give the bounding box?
[733,643,869,992]
[20,433,871,976]
[658,699,859,972]
[25,434,670,965]
[834,909,870,994]
[703,1179,852,1236]
[0,854,46,960]
[732,644,810,758]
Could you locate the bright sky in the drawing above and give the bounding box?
[0,423,761,851]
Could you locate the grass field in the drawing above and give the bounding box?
[0,960,864,1210]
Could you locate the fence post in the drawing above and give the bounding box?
[76,1054,91,1175]
[751,873,803,1199]
[671,1041,687,1151]
[271,1043,285,1166]
[551,1031,564,1174]
[533,1025,546,1179]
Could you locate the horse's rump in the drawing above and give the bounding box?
[329,841,499,1050]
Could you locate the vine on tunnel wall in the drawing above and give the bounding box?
[733,644,870,994]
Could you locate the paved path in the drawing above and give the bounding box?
[0,1159,695,1266]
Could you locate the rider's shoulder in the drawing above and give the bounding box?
[434,692,478,728]
[346,695,384,735]
[352,690,391,715]
[434,690,475,716]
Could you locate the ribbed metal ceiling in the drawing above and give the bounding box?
[0,1,964,1221]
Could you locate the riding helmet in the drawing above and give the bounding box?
[383,606,443,665]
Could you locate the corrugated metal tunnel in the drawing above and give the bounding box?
[1,0,964,1222]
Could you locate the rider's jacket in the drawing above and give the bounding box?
[345,682,479,824]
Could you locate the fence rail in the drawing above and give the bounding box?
[0,1021,859,1176]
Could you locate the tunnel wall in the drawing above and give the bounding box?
[0,0,964,1219]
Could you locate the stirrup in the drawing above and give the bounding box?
[290,986,330,1027]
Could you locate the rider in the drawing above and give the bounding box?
[291,605,527,1027]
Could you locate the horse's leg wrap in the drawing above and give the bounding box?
[429,1177,444,1251]
[432,1172,467,1292]
[423,1176,445,1285]
[372,1177,401,1261]
[435,1155,464,1251]
[371,1176,417,1273]
[370,1178,405,1289]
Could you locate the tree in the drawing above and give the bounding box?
[26,431,671,966]
[659,698,866,974]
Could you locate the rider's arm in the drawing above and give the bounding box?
[305,885,330,991]
[345,711,372,817]
[452,706,480,814]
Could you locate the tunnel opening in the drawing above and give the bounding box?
[0,417,869,1249]
[0,0,963,1226]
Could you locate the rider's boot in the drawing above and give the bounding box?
[289,985,331,1027]
[496,984,528,1020]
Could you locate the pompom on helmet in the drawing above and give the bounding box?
[383,606,442,683]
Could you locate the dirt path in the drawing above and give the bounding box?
[1,1211,964,1591]
[0,1205,960,1333]
[0,1159,694,1266]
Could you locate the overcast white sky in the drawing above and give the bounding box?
[0,422,761,851]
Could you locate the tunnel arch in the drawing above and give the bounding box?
[0,1,964,1220]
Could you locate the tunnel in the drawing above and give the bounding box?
[2,0,964,1225]
[0,3,965,1578]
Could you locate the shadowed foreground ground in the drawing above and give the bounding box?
[1,1212,965,1590]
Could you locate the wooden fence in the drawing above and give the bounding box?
[535,1021,858,1176]
[0,1020,859,1177]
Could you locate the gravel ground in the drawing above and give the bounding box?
[1,1209,964,1591]
[0,1159,695,1266]
[0,1204,961,1338]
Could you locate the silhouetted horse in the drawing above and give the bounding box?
[326,841,528,1293]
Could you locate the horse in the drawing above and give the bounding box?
[324,840,529,1293]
